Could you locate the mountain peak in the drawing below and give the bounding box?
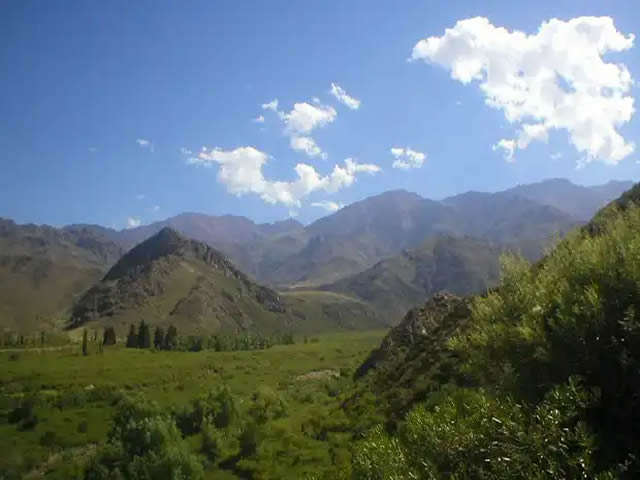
[102,227,192,281]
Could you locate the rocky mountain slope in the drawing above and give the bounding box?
[321,235,500,323]
[67,228,383,335]
[0,219,122,332]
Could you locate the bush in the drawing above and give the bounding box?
[85,394,203,480]
[175,386,237,435]
[348,381,609,480]
[8,396,38,430]
[248,387,287,424]
[201,417,223,461]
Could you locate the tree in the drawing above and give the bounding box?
[153,327,165,350]
[126,324,138,348]
[164,325,178,351]
[82,329,88,356]
[138,320,151,349]
[103,327,116,346]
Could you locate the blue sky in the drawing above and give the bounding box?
[1,1,639,228]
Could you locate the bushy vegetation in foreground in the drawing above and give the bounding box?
[326,205,640,479]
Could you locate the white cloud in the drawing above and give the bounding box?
[330,83,361,110]
[88,147,97,153]
[312,97,321,104]
[127,217,141,228]
[262,99,337,159]
[262,99,279,112]
[391,147,427,169]
[281,102,337,135]
[290,136,328,159]
[180,147,193,155]
[551,152,563,160]
[188,146,380,208]
[135,194,145,200]
[152,205,160,212]
[411,16,636,166]
[492,139,516,162]
[136,138,155,153]
[252,115,265,124]
[311,200,345,212]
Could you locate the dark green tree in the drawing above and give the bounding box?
[82,329,88,356]
[164,325,178,350]
[137,320,151,349]
[103,327,117,346]
[126,324,138,348]
[153,326,165,350]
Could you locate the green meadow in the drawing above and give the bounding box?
[0,330,385,479]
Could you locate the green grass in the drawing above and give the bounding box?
[280,290,385,332]
[0,330,386,479]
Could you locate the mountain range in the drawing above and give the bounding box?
[0,178,634,334]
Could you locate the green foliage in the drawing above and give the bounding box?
[247,386,288,424]
[346,381,610,480]
[200,418,223,461]
[137,320,151,349]
[153,326,164,349]
[87,415,204,480]
[164,325,178,350]
[238,422,260,457]
[452,206,640,467]
[175,386,237,435]
[125,325,137,348]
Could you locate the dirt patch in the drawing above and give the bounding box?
[295,369,339,381]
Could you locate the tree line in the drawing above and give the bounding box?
[120,320,297,352]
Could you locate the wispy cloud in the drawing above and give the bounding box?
[330,83,361,110]
[88,146,97,153]
[135,194,145,200]
[252,115,265,124]
[261,99,279,112]
[551,152,563,160]
[136,138,155,153]
[391,147,426,169]
[180,147,193,155]
[311,200,345,212]
[152,205,160,212]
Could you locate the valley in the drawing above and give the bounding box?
[2,179,640,480]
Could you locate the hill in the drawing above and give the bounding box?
[349,293,471,421]
[67,228,383,335]
[0,219,122,332]
[321,235,500,323]
[68,227,288,334]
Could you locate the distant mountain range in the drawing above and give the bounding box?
[0,178,634,333]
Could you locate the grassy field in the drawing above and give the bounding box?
[0,330,386,479]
